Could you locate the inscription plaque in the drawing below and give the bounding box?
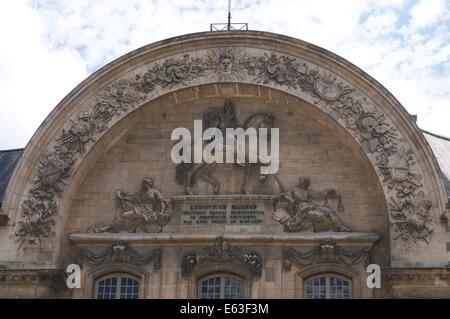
[170,195,277,230]
[182,203,265,225]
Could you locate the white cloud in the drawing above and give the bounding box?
[0,0,88,149]
[364,12,398,34]
[410,0,447,28]
[0,0,449,149]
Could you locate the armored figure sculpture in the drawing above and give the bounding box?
[90,178,173,233]
[203,99,239,135]
[273,177,349,232]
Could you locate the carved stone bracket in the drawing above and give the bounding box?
[181,237,262,278]
[79,242,161,270]
[282,240,372,271]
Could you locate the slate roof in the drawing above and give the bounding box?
[0,131,449,206]
[423,130,450,201]
[0,148,24,208]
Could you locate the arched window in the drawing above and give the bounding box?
[95,273,140,299]
[305,274,351,299]
[199,274,245,299]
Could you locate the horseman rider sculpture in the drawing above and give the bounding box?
[203,99,239,136]
[175,99,276,195]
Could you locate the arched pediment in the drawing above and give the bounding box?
[2,31,448,267]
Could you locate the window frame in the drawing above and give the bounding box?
[94,272,141,299]
[197,273,246,299]
[296,263,361,299]
[304,274,352,299]
[85,264,148,299]
[188,264,252,299]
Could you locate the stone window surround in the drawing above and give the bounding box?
[84,263,149,299]
[187,263,253,299]
[295,263,361,299]
[69,232,379,298]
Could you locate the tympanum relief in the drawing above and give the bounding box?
[15,46,434,246]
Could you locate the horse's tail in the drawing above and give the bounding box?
[175,162,195,186]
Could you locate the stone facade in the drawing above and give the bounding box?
[0,31,449,298]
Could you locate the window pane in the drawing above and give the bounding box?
[200,276,221,299]
[119,276,139,299]
[200,275,245,299]
[96,277,117,299]
[306,276,326,299]
[329,276,350,299]
[96,275,139,299]
[306,275,351,299]
[223,277,244,299]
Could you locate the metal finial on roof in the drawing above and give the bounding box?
[210,0,248,31]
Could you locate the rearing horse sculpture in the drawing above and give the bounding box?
[175,100,277,195]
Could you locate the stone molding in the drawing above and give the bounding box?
[171,195,274,202]
[69,231,380,245]
[0,268,67,293]
[381,267,450,282]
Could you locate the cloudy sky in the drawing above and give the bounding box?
[0,0,449,149]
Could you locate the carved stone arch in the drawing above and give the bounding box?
[2,31,448,267]
[82,263,149,299]
[89,263,149,279]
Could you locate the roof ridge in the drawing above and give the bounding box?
[422,130,450,142]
